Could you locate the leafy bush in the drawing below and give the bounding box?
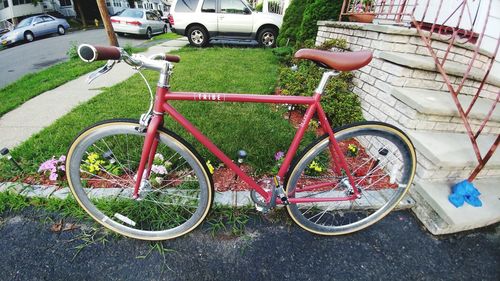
[277,0,312,47]
[255,2,263,12]
[297,0,343,43]
[272,46,294,65]
[276,39,363,127]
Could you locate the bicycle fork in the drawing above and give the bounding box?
[132,114,163,199]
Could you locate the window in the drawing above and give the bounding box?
[13,0,33,5]
[120,9,143,18]
[32,17,44,24]
[220,0,247,14]
[146,12,154,20]
[174,0,199,13]
[16,17,33,28]
[201,0,215,13]
[1,0,9,10]
[106,1,111,6]
[59,0,72,6]
[41,16,54,22]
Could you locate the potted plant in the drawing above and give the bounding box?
[349,0,376,23]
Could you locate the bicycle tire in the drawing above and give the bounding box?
[66,119,213,240]
[285,121,416,235]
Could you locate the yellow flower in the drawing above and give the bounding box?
[206,160,215,174]
[308,161,323,173]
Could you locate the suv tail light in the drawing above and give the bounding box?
[126,21,142,26]
[110,19,119,23]
[168,14,174,25]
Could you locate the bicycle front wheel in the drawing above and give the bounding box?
[285,121,416,235]
[66,119,213,240]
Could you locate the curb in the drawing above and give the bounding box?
[0,181,416,210]
[0,182,255,207]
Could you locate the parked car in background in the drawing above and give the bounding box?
[111,8,168,39]
[170,0,282,47]
[0,15,69,47]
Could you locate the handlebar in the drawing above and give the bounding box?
[77,44,181,65]
[78,44,121,62]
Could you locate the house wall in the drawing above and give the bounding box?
[0,1,43,22]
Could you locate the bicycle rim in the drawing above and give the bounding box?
[66,120,213,240]
[285,122,416,235]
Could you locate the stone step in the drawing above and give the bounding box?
[411,178,500,235]
[391,87,500,122]
[390,87,500,134]
[379,51,500,87]
[407,130,500,169]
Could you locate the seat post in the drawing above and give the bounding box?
[315,70,340,94]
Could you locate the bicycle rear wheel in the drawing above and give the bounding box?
[285,121,416,235]
[66,119,213,240]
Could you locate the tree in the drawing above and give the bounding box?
[297,0,343,44]
[96,0,119,46]
[276,0,313,47]
[74,0,87,27]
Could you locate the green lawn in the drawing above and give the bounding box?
[0,45,146,118]
[152,32,182,41]
[0,59,101,117]
[0,47,315,180]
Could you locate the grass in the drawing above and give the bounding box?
[0,45,147,118]
[0,46,315,180]
[0,59,102,117]
[152,32,182,41]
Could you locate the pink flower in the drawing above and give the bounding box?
[49,173,58,181]
[275,151,285,161]
[151,164,168,175]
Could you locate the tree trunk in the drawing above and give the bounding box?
[96,0,119,47]
[74,0,86,27]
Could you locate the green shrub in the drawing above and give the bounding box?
[276,0,313,47]
[255,2,263,12]
[272,46,294,65]
[297,0,343,44]
[276,39,363,127]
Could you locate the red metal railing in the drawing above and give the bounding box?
[340,0,500,181]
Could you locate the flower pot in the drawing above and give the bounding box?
[349,13,376,23]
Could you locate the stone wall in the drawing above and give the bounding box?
[315,22,499,101]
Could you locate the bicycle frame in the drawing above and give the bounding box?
[132,86,361,205]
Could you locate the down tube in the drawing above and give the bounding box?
[162,103,271,201]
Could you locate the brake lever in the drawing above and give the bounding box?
[86,60,116,84]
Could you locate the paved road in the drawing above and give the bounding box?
[0,29,148,88]
[0,209,498,280]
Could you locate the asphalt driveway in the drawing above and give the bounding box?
[0,209,498,281]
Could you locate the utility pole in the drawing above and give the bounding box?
[96,0,119,47]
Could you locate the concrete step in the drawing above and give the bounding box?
[390,87,500,134]
[406,130,500,181]
[391,87,500,122]
[411,178,500,235]
[379,51,500,87]
[407,130,500,169]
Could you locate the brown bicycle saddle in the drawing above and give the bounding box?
[294,49,373,71]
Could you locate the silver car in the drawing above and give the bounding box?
[0,15,70,46]
[111,9,168,39]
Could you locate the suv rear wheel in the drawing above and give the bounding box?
[187,25,209,47]
[258,27,277,48]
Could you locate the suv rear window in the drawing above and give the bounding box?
[201,0,216,13]
[175,0,199,12]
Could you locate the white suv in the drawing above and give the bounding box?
[170,0,282,47]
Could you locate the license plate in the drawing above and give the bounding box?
[1,40,6,45]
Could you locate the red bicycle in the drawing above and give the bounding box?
[66,44,417,241]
